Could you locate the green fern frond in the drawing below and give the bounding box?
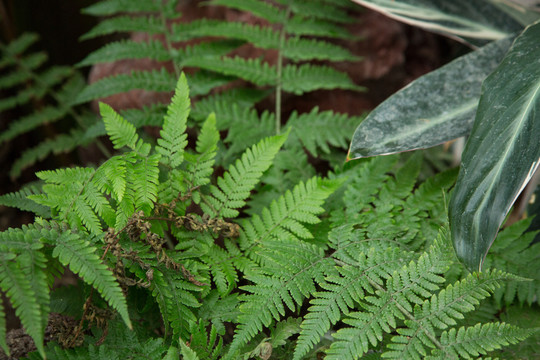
[209,0,285,23]
[174,40,244,66]
[132,154,160,215]
[239,177,342,251]
[75,69,176,104]
[201,132,288,218]
[427,322,535,359]
[0,227,49,358]
[185,113,219,204]
[186,320,223,360]
[0,300,6,356]
[171,20,279,48]
[0,106,68,145]
[190,88,268,124]
[293,246,411,360]
[186,57,276,88]
[287,15,354,38]
[80,15,164,40]
[282,0,355,23]
[46,229,131,328]
[225,240,333,359]
[100,102,140,150]
[82,0,162,16]
[282,63,363,95]
[484,218,540,306]
[156,73,189,168]
[283,37,359,62]
[286,107,360,156]
[0,32,39,61]
[384,270,525,360]
[223,109,274,161]
[77,39,170,67]
[326,233,453,360]
[0,184,50,218]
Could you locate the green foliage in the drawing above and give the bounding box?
[1,1,539,359]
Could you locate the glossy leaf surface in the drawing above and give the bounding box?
[449,21,540,271]
[347,36,513,160]
[350,0,523,46]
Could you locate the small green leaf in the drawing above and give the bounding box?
[450,21,540,272]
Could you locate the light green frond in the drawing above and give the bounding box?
[239,177,342,251]
[286,107,361,156]
[427,323,535,359]
[100,102,139,150]
[50,230,131,328]
[282,63,364,95]
[180,341,200,360]
[185,113,219,203]
[210,0,285,23]
[132,154,160,214]
[286,15,354,38]
[77,39,171,67]
[185,320,223,360]
[156,73,189,168]
[80,15,164,40]
[175,40,244,66]
[201,132,288,218]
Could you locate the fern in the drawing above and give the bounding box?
[201,132,287,218]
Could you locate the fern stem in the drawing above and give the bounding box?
[274,7,291,134]
[158,2,181,78]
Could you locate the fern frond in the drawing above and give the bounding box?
[0,300,6,356]
[100,102,140,150]
[46,229,131,328]
[287,15,354,38]
[80,15,164,40]
[283,37,359,62]
[190,88,268,124]
[156,73,189,168]
[0,32,39,61]
[75,69,176,104]
[225,240,333,359]
[171,21,278,49]
[186,57,276,88]
[175,40,244,67]
[184,113,219,204]
[201,132,288,218]
[293,246,410,360]
[75,69,232,104]
[384,270,525,360]
[186,320,223,360]
[427,322,535,359]
[326,233,453,360]
[210,0,285,23]
[286,107,360,156]
[0,227,49,358]
[282,63,363,95]
[82,0,162,16]
[0,184,50,218]
[0,106,68,145]
[283,0,355,23]
[77,39,170,67]
[132,154,160,214]
[239,177,342,251]
[484,218,540,306]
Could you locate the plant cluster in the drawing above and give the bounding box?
[0,0,539,359]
